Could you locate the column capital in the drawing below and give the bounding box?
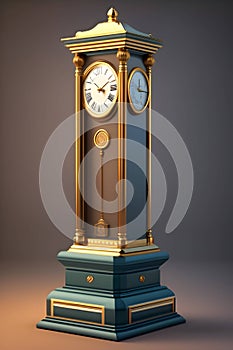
[73,53,85,72]
[144,54,155,69]
[117,48,130,64]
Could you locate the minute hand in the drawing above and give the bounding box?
[98,81,109,92]
[137,88,148,93]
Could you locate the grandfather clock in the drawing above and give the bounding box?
[37,8,185,340]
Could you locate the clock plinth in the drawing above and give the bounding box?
[37,8,185,340]
[37,249,185,341]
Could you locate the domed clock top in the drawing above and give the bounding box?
[61,8,162,55]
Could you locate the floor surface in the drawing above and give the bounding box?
[1,259,232,350]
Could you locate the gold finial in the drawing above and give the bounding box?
[107,7,118,22]
[144,54,155,68]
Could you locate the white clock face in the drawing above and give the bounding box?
[83,62,118,118]
[128,68,149,113]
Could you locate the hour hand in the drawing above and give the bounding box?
[137,88,148,93]
[98,81,109,92]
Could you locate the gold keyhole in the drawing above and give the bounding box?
[86,275,94,283]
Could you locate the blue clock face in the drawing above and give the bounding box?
[129,69,149,113]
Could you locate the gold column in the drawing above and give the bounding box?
[144,54,155,244]
[73,53,85,245]
[116,48,130,248]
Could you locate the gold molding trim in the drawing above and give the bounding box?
[128,297,175,324]
[50,298,105,325]
[63,38,162,55]
[68,243,160,257]
[86,238,147,248]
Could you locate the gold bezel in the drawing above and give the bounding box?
[93,128,110,149]
[83,61,118,119]
[128,67,150,114]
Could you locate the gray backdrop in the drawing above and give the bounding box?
[0,0,232,263]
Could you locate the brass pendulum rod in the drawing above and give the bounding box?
[144,54,155,244]
[94,129,109,238]
[117,48,130,248]
[73,53,86,245]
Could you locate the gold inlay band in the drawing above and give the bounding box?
[63,38,162,55]
[128,297,175,324]
[50,298,105,325]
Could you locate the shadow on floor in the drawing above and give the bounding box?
[126,316,233,343]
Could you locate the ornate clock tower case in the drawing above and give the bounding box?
[37,9,185,341]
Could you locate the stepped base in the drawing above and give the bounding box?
[37,313,185,341]
[37,247,185,341]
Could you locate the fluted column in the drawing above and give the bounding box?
[73,53,86,245]
[116,48,130,248]
[144,54,155,244]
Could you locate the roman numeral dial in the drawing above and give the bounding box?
[83,62,118,118]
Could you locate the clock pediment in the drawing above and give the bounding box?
[61,8,163,55]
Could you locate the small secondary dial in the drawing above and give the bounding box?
[128,68,149,114]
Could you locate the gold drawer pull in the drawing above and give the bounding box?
[86,275,94,283]
[139,275,145,283]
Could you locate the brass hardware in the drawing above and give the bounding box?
[107,7,118,22]
[86,275,94,283]
[117,48,130,65]
[146,229,154,244]
[144,54,155,68]
[139,275,145,283]
[73,53,85,72]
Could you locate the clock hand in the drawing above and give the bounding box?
[98,81,109,92]
[137,88,148,93]
[94,82,100,89]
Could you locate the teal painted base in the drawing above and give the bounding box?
[37,313,184,341]
[37,248,185,341]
